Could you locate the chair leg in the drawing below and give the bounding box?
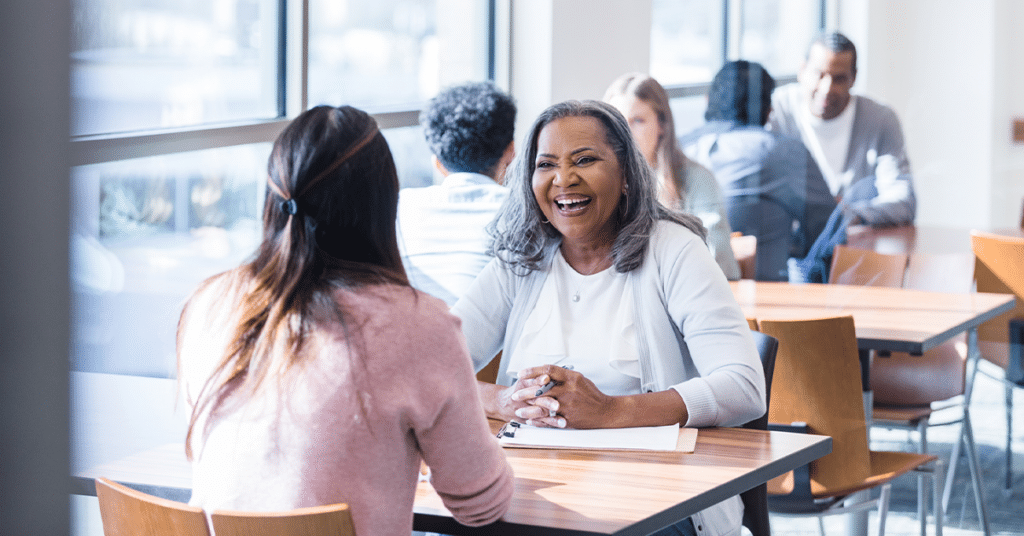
[917,419,927,535]
[817,516,825,536]
[942,419,963,513]
[933,459,944,536]
[1007,381,1014,492]
[877,482,891,536]
[961,412,991,536]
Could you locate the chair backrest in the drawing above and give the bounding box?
[971,230,1024,347]
[828,245,908,288]
[476,351,501,384]
[871,251,972,405]
[95,477,211,536]
[759,316,871,496]
[739,329,779,536]
[210,503,355,536]
[731,232,758,280]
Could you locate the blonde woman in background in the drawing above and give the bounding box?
[604,73,740,280]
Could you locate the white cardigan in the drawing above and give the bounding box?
[452,220,766,536]
[453,219,765,428]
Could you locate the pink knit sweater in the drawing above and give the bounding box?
[177,273,513,535]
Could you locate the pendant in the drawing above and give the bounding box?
[572,291,580,302]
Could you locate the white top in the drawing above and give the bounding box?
[396,172,508,306]
[509,251,641,395]
[797,95,857,196]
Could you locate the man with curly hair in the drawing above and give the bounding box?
[397,81,516,305]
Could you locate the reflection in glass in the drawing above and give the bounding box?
[71,0,280,135]
[650,0,723,85]
[308,0,490,111]
[741,0,821,77]
[71,144,269,377]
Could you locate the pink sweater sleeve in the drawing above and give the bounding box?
[409,312,514,526]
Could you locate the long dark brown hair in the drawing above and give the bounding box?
[180,105,408,459]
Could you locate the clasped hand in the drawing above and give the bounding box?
[502,364,613,429]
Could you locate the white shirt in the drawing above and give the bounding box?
[509,250,640,395]
[396,172,507,306]
[797,95,857,196]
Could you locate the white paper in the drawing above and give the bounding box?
[498,422,689,452]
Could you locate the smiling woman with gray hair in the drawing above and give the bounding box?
[451,99,766,536]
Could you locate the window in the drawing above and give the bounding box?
[651,0,825,129]
[71,0,281,136]
[69,0,496,378]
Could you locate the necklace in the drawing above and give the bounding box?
[565,257,610,303]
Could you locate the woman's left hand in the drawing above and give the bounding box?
[512,365,615,429]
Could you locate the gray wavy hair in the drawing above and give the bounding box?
[487,100,706,275]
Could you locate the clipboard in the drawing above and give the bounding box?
[496,421,696,453]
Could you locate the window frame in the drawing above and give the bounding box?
[70,0,501,167]
[658,0,825,101]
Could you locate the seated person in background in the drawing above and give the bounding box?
[769,31,916,226]
[177,105,513,535]
[681,61,836,281]
[603,73,740,280]
[397,81,516,305]
[453,100,765,536]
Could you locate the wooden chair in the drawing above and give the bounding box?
[828,244,908,287]
[829,246,986,530]
[96,476,357,536]
[971,230,1024,492]
[740,328,779,536]
[210,504,355,536]
[731,232,757,280]
[759,316,942,536]
[476,351,502,384]
[95,477,211,536]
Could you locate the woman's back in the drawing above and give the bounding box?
[179,272,512,535]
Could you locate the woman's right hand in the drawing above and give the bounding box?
[479,372,560,424]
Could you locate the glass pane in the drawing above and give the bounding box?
[71,0,280,136]
[383,125,435,189]
[650,0,724,86]
[740,0,821,77]
[71,144,270,377]
[670,95,710,138]
[308,0,490,111]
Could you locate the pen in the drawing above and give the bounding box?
[535,364,573,396]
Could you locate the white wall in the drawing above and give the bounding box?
[510,0,651,137]
[849,0,1022,229]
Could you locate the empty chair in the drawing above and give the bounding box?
[828,244,908,287]
[829,246,986,532]
[760,316,942,536]
[740,329,779,536]
[731,232,758,280]
[971,230,1024,492]
[95,477,211,536]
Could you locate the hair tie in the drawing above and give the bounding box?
[281,199,298,216]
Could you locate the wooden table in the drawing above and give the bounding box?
[731,280,1015,355]
[731,280,1015,536]
[413,421,830,535]
[846,224,1023,257]
[71,372,832,536]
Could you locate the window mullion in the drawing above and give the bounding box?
[284,0,309,117]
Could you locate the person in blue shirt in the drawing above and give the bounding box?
[396,82,517,305]
[681,61,836,281]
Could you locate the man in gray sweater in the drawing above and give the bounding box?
[769,32,915,227]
